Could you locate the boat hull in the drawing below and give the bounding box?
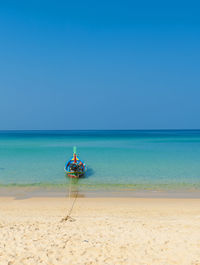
[64,155,86,178]
[66,172,85,178]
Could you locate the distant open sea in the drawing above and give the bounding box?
[0,130,200,194]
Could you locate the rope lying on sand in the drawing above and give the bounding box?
[61,177,79,222]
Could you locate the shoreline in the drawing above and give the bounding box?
[2,186,200,199]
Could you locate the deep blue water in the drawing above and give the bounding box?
[0,130,200,191]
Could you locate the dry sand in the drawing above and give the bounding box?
[0,197,200,265]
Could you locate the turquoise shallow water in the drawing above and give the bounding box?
[0,130,200,191]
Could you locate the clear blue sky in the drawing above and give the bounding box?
[0,0,199,130]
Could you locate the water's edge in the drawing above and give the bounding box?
[1,186,200,199]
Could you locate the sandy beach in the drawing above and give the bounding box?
[0,197,200,265]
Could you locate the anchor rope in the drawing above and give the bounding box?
[61,176,79,222]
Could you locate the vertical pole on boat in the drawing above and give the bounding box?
[73,146,77,163]
[73,146,77,154]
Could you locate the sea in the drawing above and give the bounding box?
[0,130,200,196]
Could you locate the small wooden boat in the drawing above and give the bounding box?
[64,147,87,178]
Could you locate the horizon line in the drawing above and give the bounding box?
[0,129,200,132]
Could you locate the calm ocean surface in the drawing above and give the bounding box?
[0,130,200,192]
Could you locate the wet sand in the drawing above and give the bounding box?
[1,186,200,199]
